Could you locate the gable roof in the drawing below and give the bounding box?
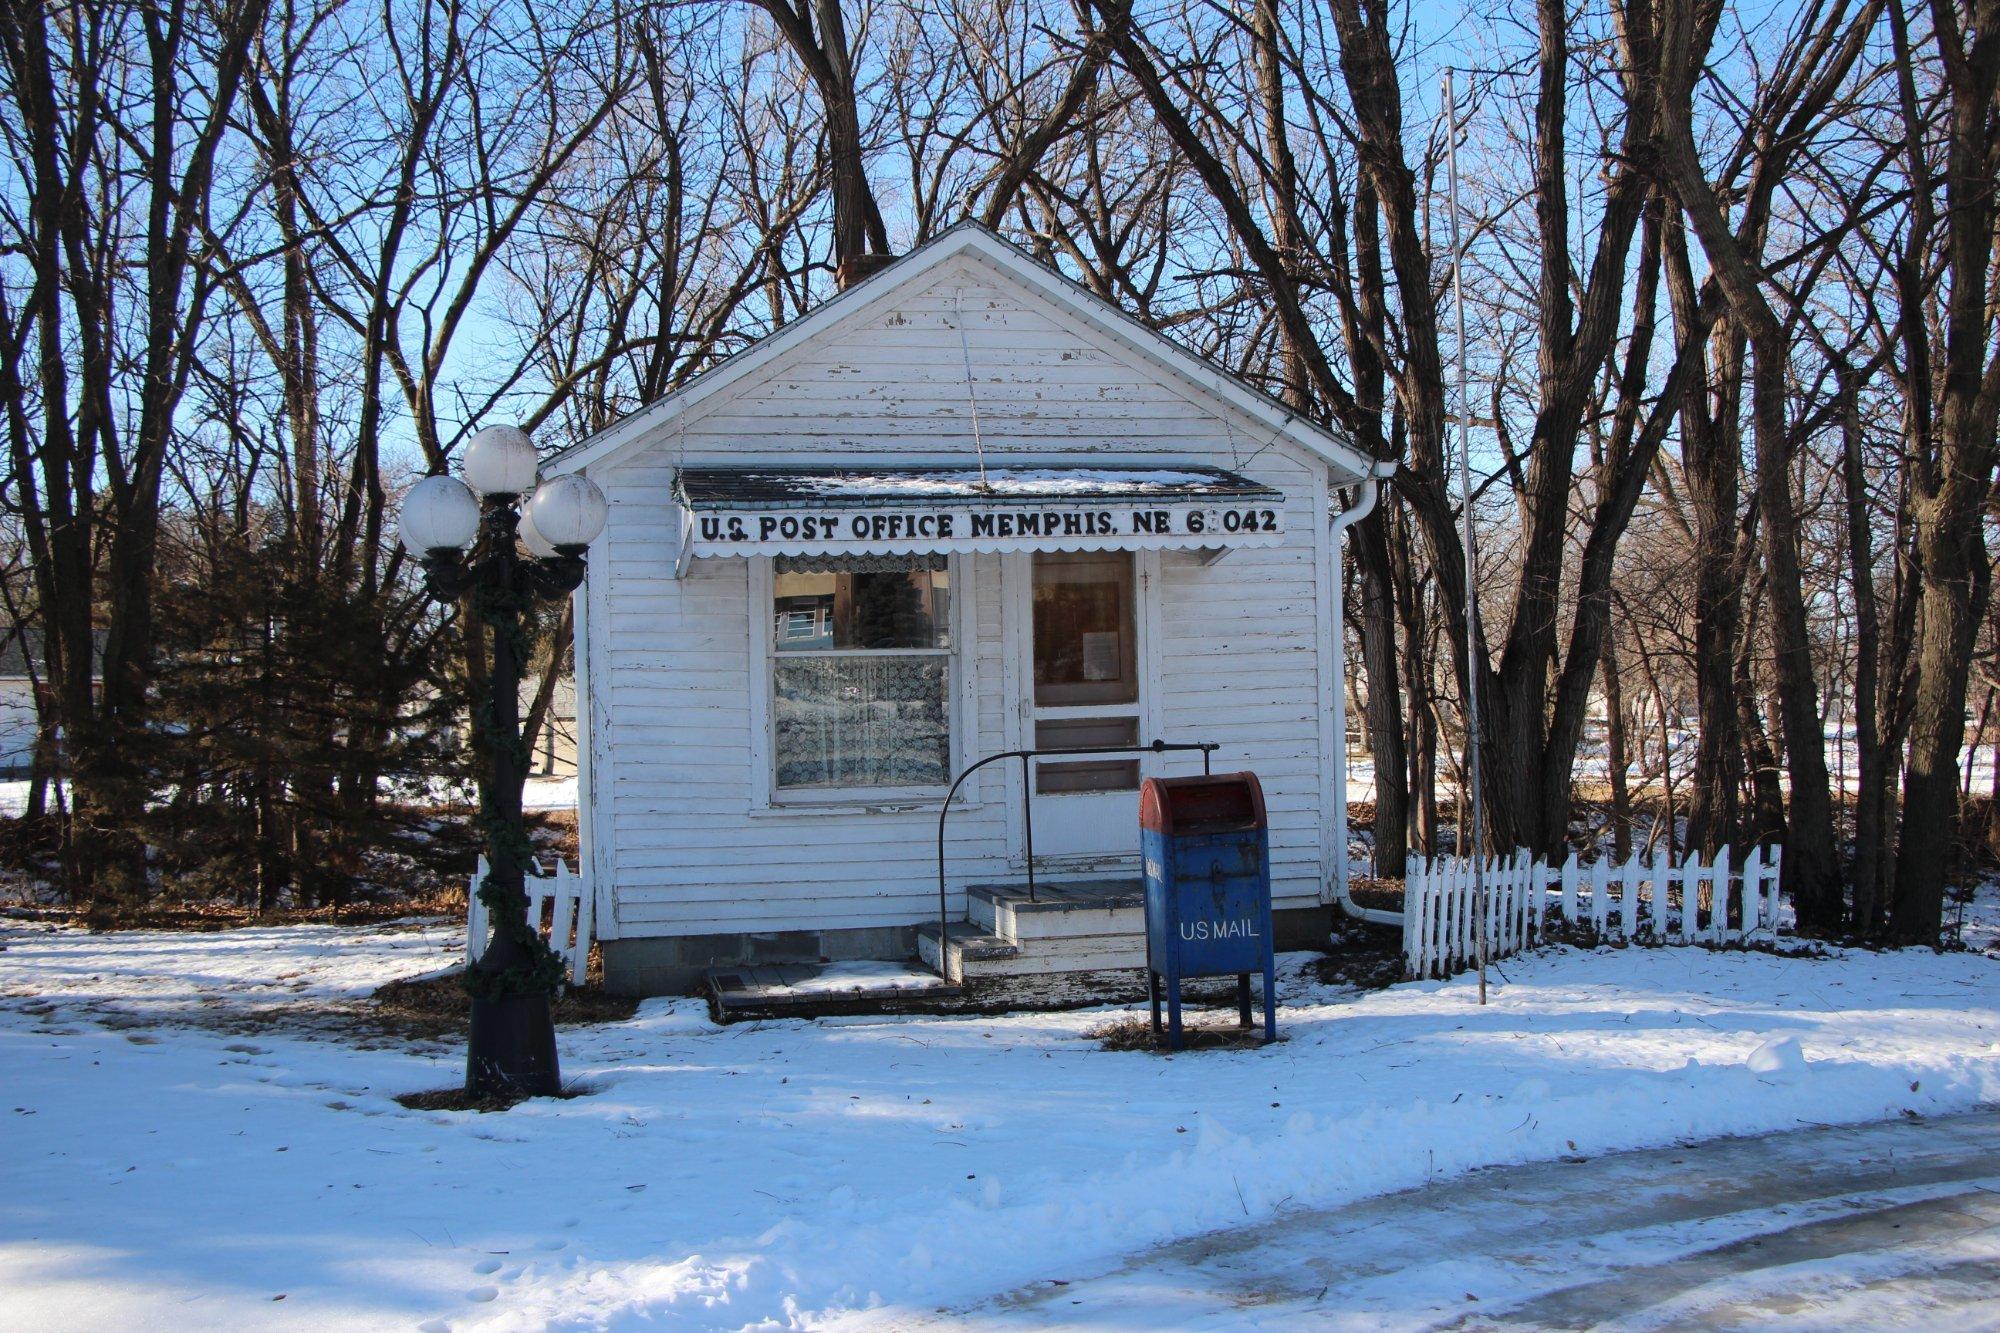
[544,222,1376,484]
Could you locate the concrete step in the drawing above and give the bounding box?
[706,961,961,1022]
[919,919,1147,981]
[999,937,1149,975]
[967,878,1146,942]
[916,921,1019,983]
[956,939,1148,978]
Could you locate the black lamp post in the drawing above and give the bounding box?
[398,425,607,1099]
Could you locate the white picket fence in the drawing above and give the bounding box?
[465,854,593,987]
[1404,843,1785,980]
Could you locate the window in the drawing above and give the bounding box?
[1034,716,1140,793]
[1032,551,1137,707]
[770,558,951,792]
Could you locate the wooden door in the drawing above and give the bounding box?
[1025,550,1145,863]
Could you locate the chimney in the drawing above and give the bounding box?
[836,251,897,291]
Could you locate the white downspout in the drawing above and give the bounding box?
[1328,457,1401,927]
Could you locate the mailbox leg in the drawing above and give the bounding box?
[1148,969,1162,1034]
[1236,974,1252,1028]
[1262,959,1278,1044]
[1166,973,1184,1051]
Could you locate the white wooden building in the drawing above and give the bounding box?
[546,225,1390,996]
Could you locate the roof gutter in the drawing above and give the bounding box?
[1327,458,1402,928]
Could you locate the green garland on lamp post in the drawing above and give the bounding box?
[399,426,607,1099]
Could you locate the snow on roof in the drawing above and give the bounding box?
[675,464,1281,508]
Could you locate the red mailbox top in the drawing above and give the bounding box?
[1139,772,1266,837]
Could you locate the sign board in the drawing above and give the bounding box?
[670,466,1289,574]
[678,499,1286,567]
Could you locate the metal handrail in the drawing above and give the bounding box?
[932,739,1218,978]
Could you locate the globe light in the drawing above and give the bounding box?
[525,474,609,550]
[398,474,480,555]
[517,502,560,559]
[462,424,540,496]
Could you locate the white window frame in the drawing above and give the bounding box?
[748,554,970,812]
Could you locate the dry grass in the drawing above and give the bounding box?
[0,806,579,930]
[1303,949,1404,991]
[2,899,464,931]
[1086,1013,1281,1052]
[1347,875,1405,914]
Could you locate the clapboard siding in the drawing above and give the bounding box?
[581,255,1344,938]
[1153,452,1329,910]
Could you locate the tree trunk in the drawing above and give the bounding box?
[1390,503,1438,857]
[1841,369,1888,934]
[1737,629,1789,846]
[1602,629,1633,861]
[1667,218,1746,857]
[754,0,891,282]
[1963,689,1992,799]
[1630,635,1676,856]
[1648,0,1884,932]
[1354,509,1407,876]
[1888,0,2000,943]
[25,678,53,823]
[521,605,574,775]
[1747,333,1843,933]
[811,0,884,278]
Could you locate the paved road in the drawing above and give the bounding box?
[952,1111,2000,1329]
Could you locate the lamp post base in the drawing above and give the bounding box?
[465,990,562,1099]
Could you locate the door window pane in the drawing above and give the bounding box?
[1035,716,1140,793]
[774,567,950,652]
[1032,551,1136,706]
[773,656,950,789]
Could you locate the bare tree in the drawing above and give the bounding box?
[1887,0,2000,940]
[0,0,272,912]
[746,0,893,281]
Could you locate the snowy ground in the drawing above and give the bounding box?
[949,1110,2000,1329]
[362,773,580,814]
[0,778,56,817]
[2,908,1998,1330]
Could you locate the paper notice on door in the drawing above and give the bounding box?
[1081,631,1121,681]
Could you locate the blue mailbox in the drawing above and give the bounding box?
[1141,772,1277,1048]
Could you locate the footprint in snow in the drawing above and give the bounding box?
[466,1287,498,1303]
[535,1238,566,1252]
[471,1258,501,1275]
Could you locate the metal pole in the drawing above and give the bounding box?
[1444,70,1489,1006]
[1021,753,1037,901]
[463,499,563,1096]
